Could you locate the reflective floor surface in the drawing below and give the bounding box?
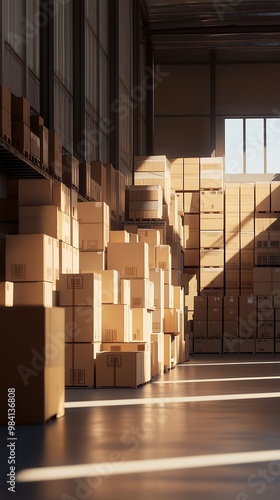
[1,354,280,500]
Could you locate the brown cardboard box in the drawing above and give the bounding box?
[254,282,272,296]
[200,213,224,231]
[14,281,53,307]
[134,155,170,174]
[129,202,162,220]
[240,212,254,233]
[170,158,183,191]
[270,182,280,211]
[53,182,71,216]
[223,307,238,322]
[194,295,207,308]
[272,267,280,284]
[164,283,174,309]
[59,241,73,274]
[62,155,79,189]
[223,295,238,307]
[155,245,172,271]
[208,320,223,337]
[59,273,102,307]
[240,183,255,212]
[0,107,12,140]
[269,248,280,266]
[109,230,130,243]
[12,121,30,155]
[200,249,224,267]
[129,278,154,309]
[254,248,268,266]
[30,131,40,159]
[79,222,109,251]
[101,342,150,352]
[65,342,101,387]
[131,308,150,341]
[107,242,149,279]
[225,270,240,289]
[0,281,13,306]
[184,228,199,249]
[183,192,200,213]
[253,267,272,283]
[120,279,131,306]
[11,95,30,124]
[255,182,270,212]
[48,130,62,179]
[79,251,106,272]
[223,336,239,353]
[6,234,53,283]
[255,213,280,234]
[138,228,161,246]
[79,161,91,199]
[30,114,44,130]
[275,321,280,337]
[255,339,274,353]
[238,339,255,353]
[241,250,254,269]
[241,270,254,289]
[200,231,224,248]
[208,295,222,308]
[0,85,11,113]
[149,268,164,309]
[77,201,110,226]
[65,305,101,343]
[184,158,200,191]
[239,296,257,337]
[269,231,280,248]
[171,269,182,286]
[95,351,148,388]
[200,267,224,288]
[71,217,79,249]
[193,320,207,336]
[184,249,199,267]
[72,247,79,273]
[164,308,180,333]
[257,308,274,321]
[208,308,222,321]
[38,125,49,167]
[194,338,222,353]
[200,190,224,212]
[257,321,274,338]
[225,248,240,269]
[18,179,54,208]
[224,320,238,336]
[19,205,71,244]
[200,157,223,190]
[193,308,207,321]
[257,295,273,309]
[128,185,163,202]
[90,161,107,198]
[102,304,131,342]
[134,171,170,205]
[225,232,240,249]
[151,332,164,376]
[225,183,240,212]
[240,233,254,250]
[0,307,65,424]
[225,212,239,232]
[152,307,164,333]
[98,269,119,304]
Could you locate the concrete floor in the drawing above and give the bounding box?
[1,354,280,500]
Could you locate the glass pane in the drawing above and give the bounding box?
[246,119,264,173]
[225,119,243,174]
[266,119,280,173]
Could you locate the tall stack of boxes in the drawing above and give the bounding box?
[225,183,240,294]
[199,158,224,295]
[78,201,110,272]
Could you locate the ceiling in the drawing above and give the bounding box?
[144,0,280,63]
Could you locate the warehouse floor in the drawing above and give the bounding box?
[2,354,280,500]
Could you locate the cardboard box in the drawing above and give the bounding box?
[11,95,30,124]
[255,182,270,212]
[65,342,101,387]
[6,234,53,283]
[254,249,268,266]
[18,179,53,206]
[37,125,49,167]
[13,281,52,307]
[95,351,148,388]
[79,222,109,251]
[240,213,254,233]
[109,230,130,243]
[155,245,172,271]
[193,307,207,321]
[131,308,150,341]
[59,241,73,274]
[275,321,280,337]
[164,308,180,334]
[77,201,110,225]
[240,233,254,250]
[79,160,91,198]
[238,339,256,353]
[253,282,272,296]
[200,157,223,190]
[208,307,223,321]
[134,155,170,174]
[269,248,280,266]
[164,283,174,309]
[200,249,224,267]
[71,217,79,249]
[102,304,131,342]
[241,250,254,269]
[200,231,223,248]
[12,121,30,154]
[225,270,240,289]
[225,212,239,233]
[101,342,150,353]
[208,320,223,337]
[257,308,274,321]
[0,281,13,306]
[53,183,71,216]
[59,273,102,307]
[225,231,240,249]
[30,131,40,159]
[200,268,224,288]
[72,247,79,273]
[194,338,222,353]
[152,307,164,333]
[0,85,11,113]
[193,320,207,336]
[200,213,224,231]
[257,321,274,338]
[134,171,170,205]
[149,268,164,309]
[129,278,153,309]
[170,158,183,191]
[79,251,106,272]
[241,270,253,289]
[224,320,238,337]
[272,267,280,284]
[0,106,11,140]
[271,182,280,211]
[151,332,164,376]
[96,269,119,304]
[183,249,199,267]
[0,306,65,424]
[90,160,107,197]
[240,184,255,212]
[223,306,238,321]
[200,190,223,212]
[194,296,207,308]
[119,278,130,306]
[225,183,240,212]
[223,336,239,353]
[182,192,200,213]
[48,130,62,178]
[137,228,161,246]
[255,339,274,353]
[183,158,200,191]
[225,248,240,269]
[62,155,79,189]
[65,306,101,343]
[184,228,199,249]
[171,269,182,286]
[19,205,71,244]
[107,242,149,279]
[255,213,280,235]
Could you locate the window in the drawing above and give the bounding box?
[225,118,280,174]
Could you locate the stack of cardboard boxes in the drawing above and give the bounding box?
[78,201,110,272]
[0,84,12,144]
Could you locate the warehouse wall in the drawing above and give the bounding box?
[154,63,280,159]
